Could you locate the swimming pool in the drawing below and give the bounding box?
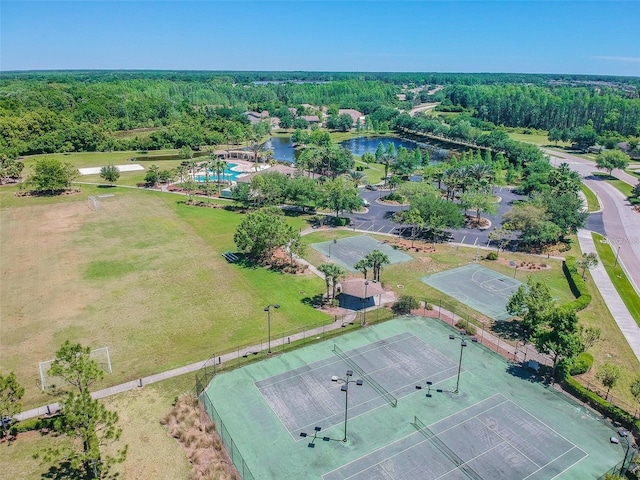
[193,163,246,182]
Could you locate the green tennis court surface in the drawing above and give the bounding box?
[310,235,412,272]
[201,317,621,479]
[422,264,522,320]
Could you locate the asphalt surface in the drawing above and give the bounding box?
[544,148,640,294]
[348,185,527,248]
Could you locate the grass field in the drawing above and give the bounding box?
[0,185,326,408]
[507,132,571,148]
[0,374,193,480]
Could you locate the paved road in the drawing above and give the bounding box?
[544,148,640,294]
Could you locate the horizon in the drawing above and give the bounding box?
[1,69,638,80]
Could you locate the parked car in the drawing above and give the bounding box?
[365,184,378,191]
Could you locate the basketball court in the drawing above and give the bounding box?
[422,264,522,320]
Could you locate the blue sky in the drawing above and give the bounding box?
[1,1,639,76]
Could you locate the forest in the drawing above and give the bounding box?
[0,70,638,159]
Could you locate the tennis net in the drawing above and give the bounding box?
[332,344,397,407]
[412,416,483,480]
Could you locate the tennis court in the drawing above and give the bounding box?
[422,264,522,320]
[310,235,412,272]
[201,317,621,479]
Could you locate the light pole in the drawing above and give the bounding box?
[328,238,337,258]
[361,281,370,326]
[613,430,638,476]
[332,370,363,442]
[264,304,280,354]
[449,333,477,394]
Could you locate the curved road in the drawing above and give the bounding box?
[544,148,640,294]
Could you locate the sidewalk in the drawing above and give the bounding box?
[16,305,544,422]
[16,310,359,421]
[577,229,640,363]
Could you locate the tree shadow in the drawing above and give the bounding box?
[490,319,525,342]
[505,363,546,384]
[301,294,324,308]
[41,461,88,480]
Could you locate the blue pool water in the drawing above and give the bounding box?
[194,163,246,182]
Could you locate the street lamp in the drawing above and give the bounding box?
[612,429,638,476]
[332,370,363,442]
[328,238,337,258]
[449,333,477,394]
[264,304,280,354]
[361,281,370,326]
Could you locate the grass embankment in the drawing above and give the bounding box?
[580,184,600,212]
[592,172,634,198]
[591,232,640,327]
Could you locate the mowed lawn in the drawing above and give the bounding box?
[0,186,327,408]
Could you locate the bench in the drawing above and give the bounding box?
[222,251,239,263]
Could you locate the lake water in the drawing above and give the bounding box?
[265,135,448,164]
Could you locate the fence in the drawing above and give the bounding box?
[199,391,256,480]
[578,379,640,420]
[195,309,395,396]
[417,297,553,368]
[419,297,640,422]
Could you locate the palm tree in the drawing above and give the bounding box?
[211,158,227,194]
[175,164,188,185]
[354,259,370,279]
[317,263,346,302]
[364,250,390,282]
[378,152,395,187]
[347,170,366,187]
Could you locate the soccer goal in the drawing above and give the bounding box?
[38,346,112,391]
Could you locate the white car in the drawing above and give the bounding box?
[363,199,370,207]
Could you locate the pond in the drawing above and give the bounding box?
[265,135,448,164]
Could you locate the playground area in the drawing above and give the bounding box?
[310,235,413,272]
[422,264,523,321]
[201,316,621,479]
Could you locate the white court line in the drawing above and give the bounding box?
[523,446,588,480]
[324,394,510,480]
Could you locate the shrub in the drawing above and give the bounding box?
[9,416,57,436]
[562,374,640,435]
[455,319,477,336]
[570,352,594,375]
[485,251,498,261]
[392,295,420,314]
[333,217,350,226]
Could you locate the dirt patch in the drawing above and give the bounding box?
[496,257,551,271]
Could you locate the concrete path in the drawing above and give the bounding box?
[577,229,640,363]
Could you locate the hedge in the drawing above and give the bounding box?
[562,374,640,435]
[9,416,58,436]
[562,256,592,312]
